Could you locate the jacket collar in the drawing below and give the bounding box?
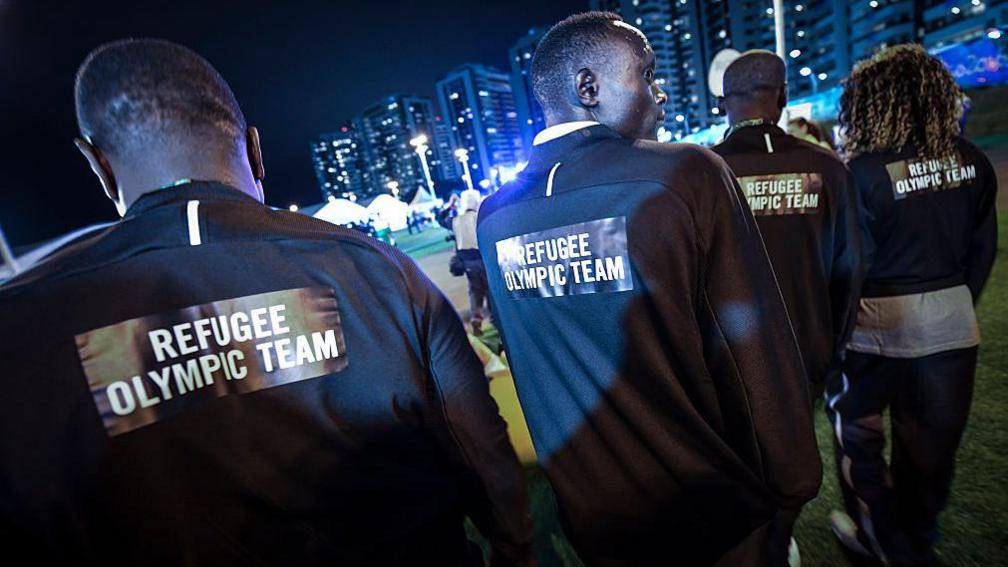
[524,124,621,175]
[532,121,600,146]
[722,120,788,150]
[124,181,260,218]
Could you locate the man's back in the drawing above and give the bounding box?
[713,123,863,391]
[477,125,820,563]
[0,182,529,565]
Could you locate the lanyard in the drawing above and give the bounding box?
[724,118,771,140]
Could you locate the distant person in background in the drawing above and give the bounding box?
[788,116,834,150]
[829,44,998,565]
[453,188,489,335]
[713,50,865,565]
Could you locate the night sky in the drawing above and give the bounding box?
[0,0,584,247]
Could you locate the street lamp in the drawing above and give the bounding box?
[409,134,435,196]
[799,66,819,94]
[387,180,400,199]
[455,148,474,190]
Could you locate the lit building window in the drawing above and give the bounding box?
[789,49,801,58]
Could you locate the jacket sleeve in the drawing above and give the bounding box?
[699,152,822,509]
[964,150,999,302]
[406,259,533,566]
[826,168,867,378]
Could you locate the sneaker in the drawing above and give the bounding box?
[788,537,801,567]
[830,510,872,557]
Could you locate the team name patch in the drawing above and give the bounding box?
[885,153,977,200]
[75,286,347,436]
[738,173,823,216]
[494,216,633,299]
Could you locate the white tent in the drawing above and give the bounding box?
[312,198,370,226]
[366,194,410,231]
[408,186,444,215]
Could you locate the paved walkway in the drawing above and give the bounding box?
[396,227,472,315]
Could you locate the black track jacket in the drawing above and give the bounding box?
[476,125,821,565]
[0,182,531,566]
[847,138,997,300]
[713,123,864,390]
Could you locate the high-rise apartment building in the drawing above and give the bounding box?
[592,1,855,136]
[311,127,370,200]
[509,27,549,155]
[355,94,440,198]
[435,64,525,188]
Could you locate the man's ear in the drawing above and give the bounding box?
[778,84,788,110]
[716,96,726,116]
[246,126,265,181]
[74,137,121,211]
[575,68,600,108]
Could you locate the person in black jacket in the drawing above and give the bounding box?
[477,12,820,566]
[0,39,532,566]
[713,51,865,404]
[712,51,864,566]
[826,44,998,565]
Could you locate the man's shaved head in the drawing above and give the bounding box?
[75,38,246,160]
[72,38,264,215]
[723,50,786,99]
[721,50,788,126]
[531,11,648,113]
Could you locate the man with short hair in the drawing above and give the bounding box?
[713,50,864,403]
[0,39,531,565]
[477,12,820,565]
[711,50,865,565]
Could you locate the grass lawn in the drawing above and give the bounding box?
[472,215,1008,566]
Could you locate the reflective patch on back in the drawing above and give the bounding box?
[75,286,348,436]
[738,172,823,216]
[494,216,633,299]
[885,153,977,201]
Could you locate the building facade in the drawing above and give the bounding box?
[311,127,370,201]
[509,27,549,155]
[435,63,526,189]
[923,0,1008,47]
[354,94,441,199]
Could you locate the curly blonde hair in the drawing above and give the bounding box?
[838,44,963,160]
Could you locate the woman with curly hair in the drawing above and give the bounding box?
[826,44,998,565]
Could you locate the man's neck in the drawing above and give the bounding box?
[122,168,260,209]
